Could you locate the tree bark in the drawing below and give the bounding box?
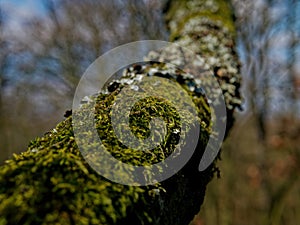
[0,0,241,224]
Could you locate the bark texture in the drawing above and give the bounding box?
[0,0,241,224]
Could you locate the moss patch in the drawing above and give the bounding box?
[0,62,212,225]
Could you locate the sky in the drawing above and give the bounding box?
[1,0,45,15]
[1,0,46,35]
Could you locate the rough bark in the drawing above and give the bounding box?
[0,0,241,224]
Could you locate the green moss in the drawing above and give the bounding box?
[0,116,151,224]
[0,62,212,224]
[92,80,210,167]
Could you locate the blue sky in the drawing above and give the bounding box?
[1,0,46,36]
[1,0,46,15]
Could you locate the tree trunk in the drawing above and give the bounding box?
[0,0,241,224]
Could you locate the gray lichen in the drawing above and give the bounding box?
[165,0,242,113]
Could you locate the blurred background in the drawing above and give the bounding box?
[0,0,299,224]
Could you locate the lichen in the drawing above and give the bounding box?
[166,0,236,38]
[165,0,242,115]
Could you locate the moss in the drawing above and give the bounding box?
[0,62,213,224]
[0,116,150,224]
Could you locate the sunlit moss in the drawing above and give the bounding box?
[0,62,213,224]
